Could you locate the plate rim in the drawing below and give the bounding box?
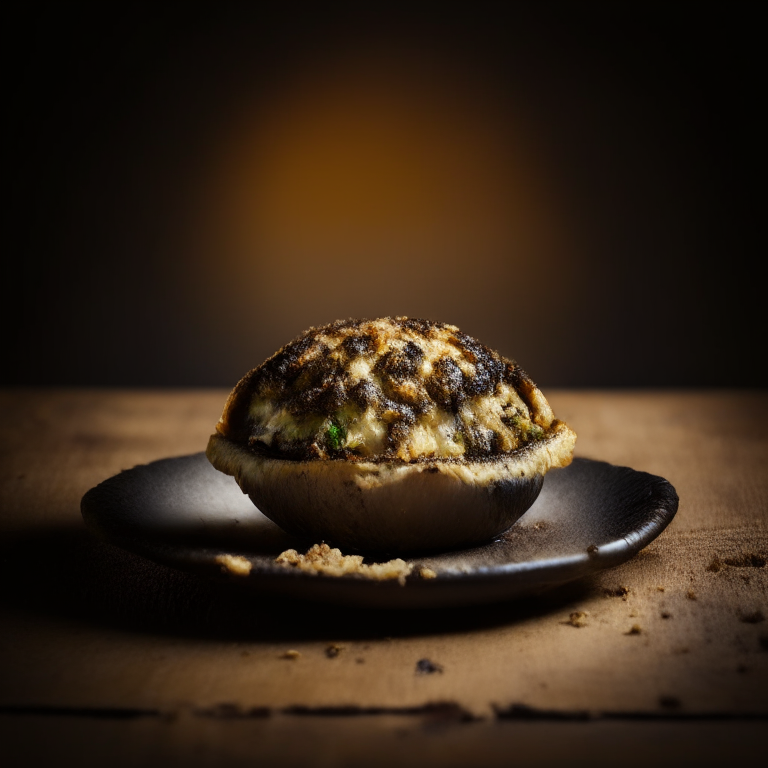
[81,453,679,607]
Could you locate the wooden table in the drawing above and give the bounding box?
[1,389,766,767]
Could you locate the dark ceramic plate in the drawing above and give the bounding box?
[81,454,678,608]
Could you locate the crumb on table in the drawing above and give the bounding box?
[415,658,443,675]
[563,611,588,628]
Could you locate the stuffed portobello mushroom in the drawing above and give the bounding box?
[207,317,576,553]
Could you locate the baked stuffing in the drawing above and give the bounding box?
[211,316,574,467]
[206,317,576,553]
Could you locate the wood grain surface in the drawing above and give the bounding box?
[1,389,766,767]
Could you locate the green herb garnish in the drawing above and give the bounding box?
[326,421,347,452]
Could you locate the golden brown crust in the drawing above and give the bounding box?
[214,317,573,463]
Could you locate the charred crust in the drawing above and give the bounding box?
[217,317,568,463]
[349,379,379,408]
[386,420,411,452]
[469,356,505,397]
[504,361,523,388]
[384,404,416,452]
[399,317,439,336]
[341,333,376,357]
[315,381,346,413]
[292,386,323,413]
[260,333,317,390]
[425,357,465,412]
[512,368,541,413]
[453,331,489,365]
[403,339,424,362]
[375,343,423,380]
[463,426,494,458]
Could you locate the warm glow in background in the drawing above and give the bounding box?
[7,7,763,388]
[189,48,576,382]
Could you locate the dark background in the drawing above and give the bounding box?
[6,3,764,389]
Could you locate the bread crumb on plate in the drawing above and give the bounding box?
[215,554,252,576]
[276,543,413,585]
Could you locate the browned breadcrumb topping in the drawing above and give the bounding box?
[276,543,413,585]
[215,317,573,463]
[214,554,252,576]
